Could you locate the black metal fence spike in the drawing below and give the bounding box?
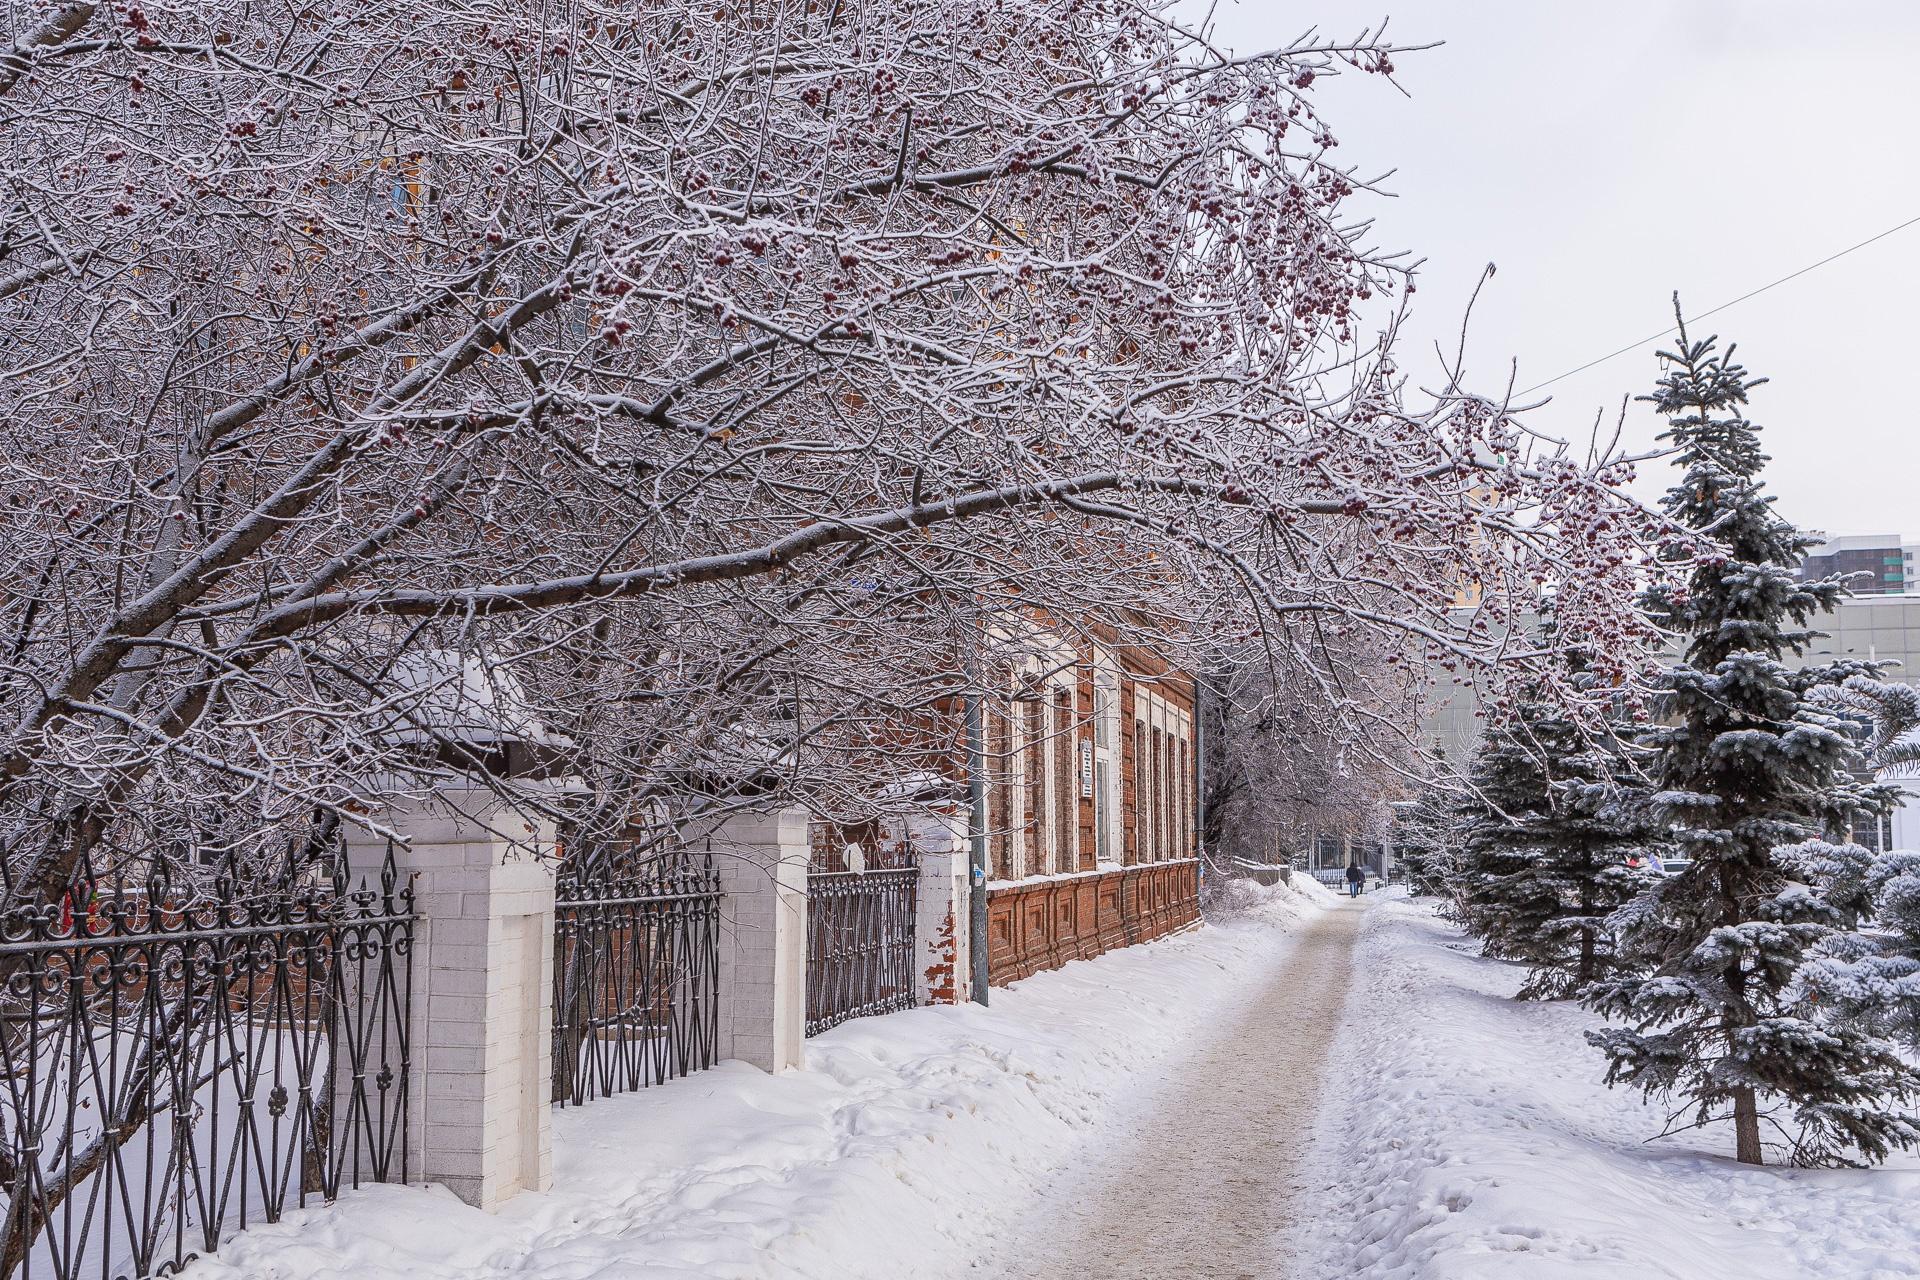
[274,835,303,892]
[146,848,174,909]
[0,821,416,1278]
[214,846,243,902]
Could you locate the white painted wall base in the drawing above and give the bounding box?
[893,806,971,1005]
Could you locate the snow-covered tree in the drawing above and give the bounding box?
[1200,624,1423,869]
[1451,651,1657,997]
[1389,782,1461,902]
[0,0,1680,906]
[1453,668,1660,997]
[1785,842,1920,1051]
[1778,676,1920,1053]
[1815,675,1920,777]
[1453,706,1558,957]
[1583,304,1920,1167]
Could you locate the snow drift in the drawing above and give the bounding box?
[1299,894,1920,1280]
[186,876,1332,1279]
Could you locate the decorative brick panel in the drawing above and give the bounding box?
[984,859,1200,986]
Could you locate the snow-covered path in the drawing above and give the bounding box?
[977,898,1366,1279]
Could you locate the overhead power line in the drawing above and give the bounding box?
[1515,211,1920,397]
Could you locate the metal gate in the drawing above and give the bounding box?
[0,841,414,1280]
[805,863,919,1037]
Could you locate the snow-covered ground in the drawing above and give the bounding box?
[186,875,1334,1280]
[1297,892,1920,1280]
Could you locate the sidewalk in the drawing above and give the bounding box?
[1295,894,1920,1280]
[976,899,1367,1279]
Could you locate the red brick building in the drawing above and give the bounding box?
[802,619,1205,995]
[979,628,1201,984]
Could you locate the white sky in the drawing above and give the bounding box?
[1204,1,1920,538]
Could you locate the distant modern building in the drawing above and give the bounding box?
[1421,593,1920,850]
[1797,534,1920,596]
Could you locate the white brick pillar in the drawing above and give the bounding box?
[897,806,971,1006]
[342,785,556,1210]
[693,807,810,1073]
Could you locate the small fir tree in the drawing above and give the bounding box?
[1452,718,1556,958]
[1582,304,1920,1167]
[1779,840,1920,1051]
[1782,676,1920,1050]
[1452,658,1660,998]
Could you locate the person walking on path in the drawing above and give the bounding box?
[1344,862,1366,897]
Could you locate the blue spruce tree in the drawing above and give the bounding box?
[1582,302,1920,1167]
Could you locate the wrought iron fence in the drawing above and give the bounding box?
[551,849,722,1107]
[0,843,414,1280]
[805,862,919,1037]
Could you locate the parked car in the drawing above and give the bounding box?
[1656,857,1693,877]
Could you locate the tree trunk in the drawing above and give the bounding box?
[1576,855,1596,984]
[1732,1085,1764,1165]
[1720,863,1763,1165]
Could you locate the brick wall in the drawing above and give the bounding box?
[984,858,1200,986]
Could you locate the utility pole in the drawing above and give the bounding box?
[965,690,991,1005]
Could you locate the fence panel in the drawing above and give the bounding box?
[0,845,413,1280]
[551,853,721,1107]
[805,864,918,1037]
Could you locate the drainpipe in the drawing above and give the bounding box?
[1194,673,1209,861]
[966,690,991,1005]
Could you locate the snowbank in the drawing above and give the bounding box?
[1297,896,1920,1280]
[186,875,1330,1280]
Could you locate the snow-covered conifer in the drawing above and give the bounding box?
[1453,706,1557,959]
[1391,784,1461,903]
[1452,647,1658,997]
[1582,302,1920,1167]
[1780,676,1920,1053]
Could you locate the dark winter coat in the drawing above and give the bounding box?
[1345,865,1365,885]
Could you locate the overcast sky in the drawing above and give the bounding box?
[1204,1,1920,539]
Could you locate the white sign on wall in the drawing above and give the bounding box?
[1079,740,1095,798]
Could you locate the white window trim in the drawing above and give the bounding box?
[1133,686,1193,863]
